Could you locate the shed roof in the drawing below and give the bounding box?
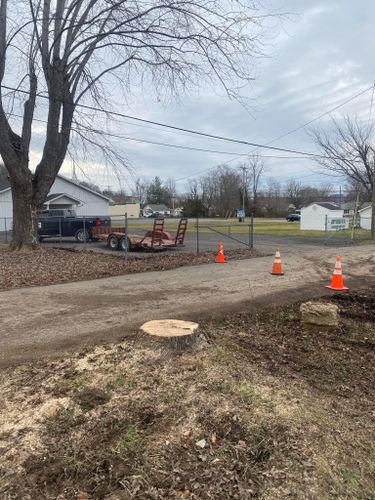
[359,204,372,213]
[144,204,171,211]
[311,202,341,210]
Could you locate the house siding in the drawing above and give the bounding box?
[51,177,109,216]
[0,189,13,231]
[0,176,109,232]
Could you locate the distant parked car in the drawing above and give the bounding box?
[148,213,165,218]
[286,213,301,222]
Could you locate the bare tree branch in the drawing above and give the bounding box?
[310,116,374,198]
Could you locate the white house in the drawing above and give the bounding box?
[359,205,372,230]
[143,204,171,217]
[0,174,110,231]
[300,202,348,231]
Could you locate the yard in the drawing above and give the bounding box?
[116,218,373,242]
[0,290,374,498]
[0,245,260,290]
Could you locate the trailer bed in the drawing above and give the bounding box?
[91,218,188,251]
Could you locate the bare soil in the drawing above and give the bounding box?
[0,290,374,499]
[0,247,260,290]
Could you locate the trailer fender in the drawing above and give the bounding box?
[144,230,173,241]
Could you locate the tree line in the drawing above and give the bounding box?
[131,168,337,218]
[134,115,375,219]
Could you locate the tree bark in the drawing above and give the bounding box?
[9,176,41,250]
[371,158,375,240]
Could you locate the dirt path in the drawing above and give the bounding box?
[1,245,374,367]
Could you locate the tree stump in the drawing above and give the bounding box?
[140,319,200,352]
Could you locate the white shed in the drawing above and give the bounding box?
[0,174,110,231]
[359,205,372,230]
[300,202,348,231]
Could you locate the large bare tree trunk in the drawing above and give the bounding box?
[9,178,40,250]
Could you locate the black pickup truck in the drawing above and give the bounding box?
[37,209,110,242]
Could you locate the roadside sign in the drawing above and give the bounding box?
[328,218,348,230]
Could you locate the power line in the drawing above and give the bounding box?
[5,110,325,160]
[3,83,372,160]
[260,84,374,146]
[173,84,375,183]
[1,81,372,186]
[368,81,375,128]
[4,82,372,152]
[0,83,339,159]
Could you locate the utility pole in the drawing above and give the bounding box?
[372,152,375,239]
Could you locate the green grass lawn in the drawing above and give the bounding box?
[113,217,373,241]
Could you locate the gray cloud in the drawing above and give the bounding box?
[32,0,375,193]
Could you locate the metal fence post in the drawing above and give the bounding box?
[59,217,62,245]
[124,212,128,262]
[83,216,87,251]
[350,212,355,242]
[196,215,199,255]
[324,214,328,245]
[249,213,254,249]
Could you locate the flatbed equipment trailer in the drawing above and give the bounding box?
[91,218,188,251]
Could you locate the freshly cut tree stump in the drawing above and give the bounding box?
[140,319,200,351]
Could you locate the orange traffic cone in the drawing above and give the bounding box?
[215,241,226,263]
[271,249,284,275]
[326,257,349,291]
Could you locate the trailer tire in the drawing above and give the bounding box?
[119,236,130,252]
[107,235,119,250]
[75,228,90,243]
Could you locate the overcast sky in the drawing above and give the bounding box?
[32,1,375,193]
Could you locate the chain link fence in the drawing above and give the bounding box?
[1,213,374,253]
[322,214,372,245]
[0,217,13,244]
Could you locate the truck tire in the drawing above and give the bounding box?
[119,236,130,252]
[75,228,90,243]
[107,235,119,250]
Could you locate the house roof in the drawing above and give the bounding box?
[311,202,341,210]
[0,174,110,201]
[57,174,111,201]
[144,204,171,211]
[45,192,82,204]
